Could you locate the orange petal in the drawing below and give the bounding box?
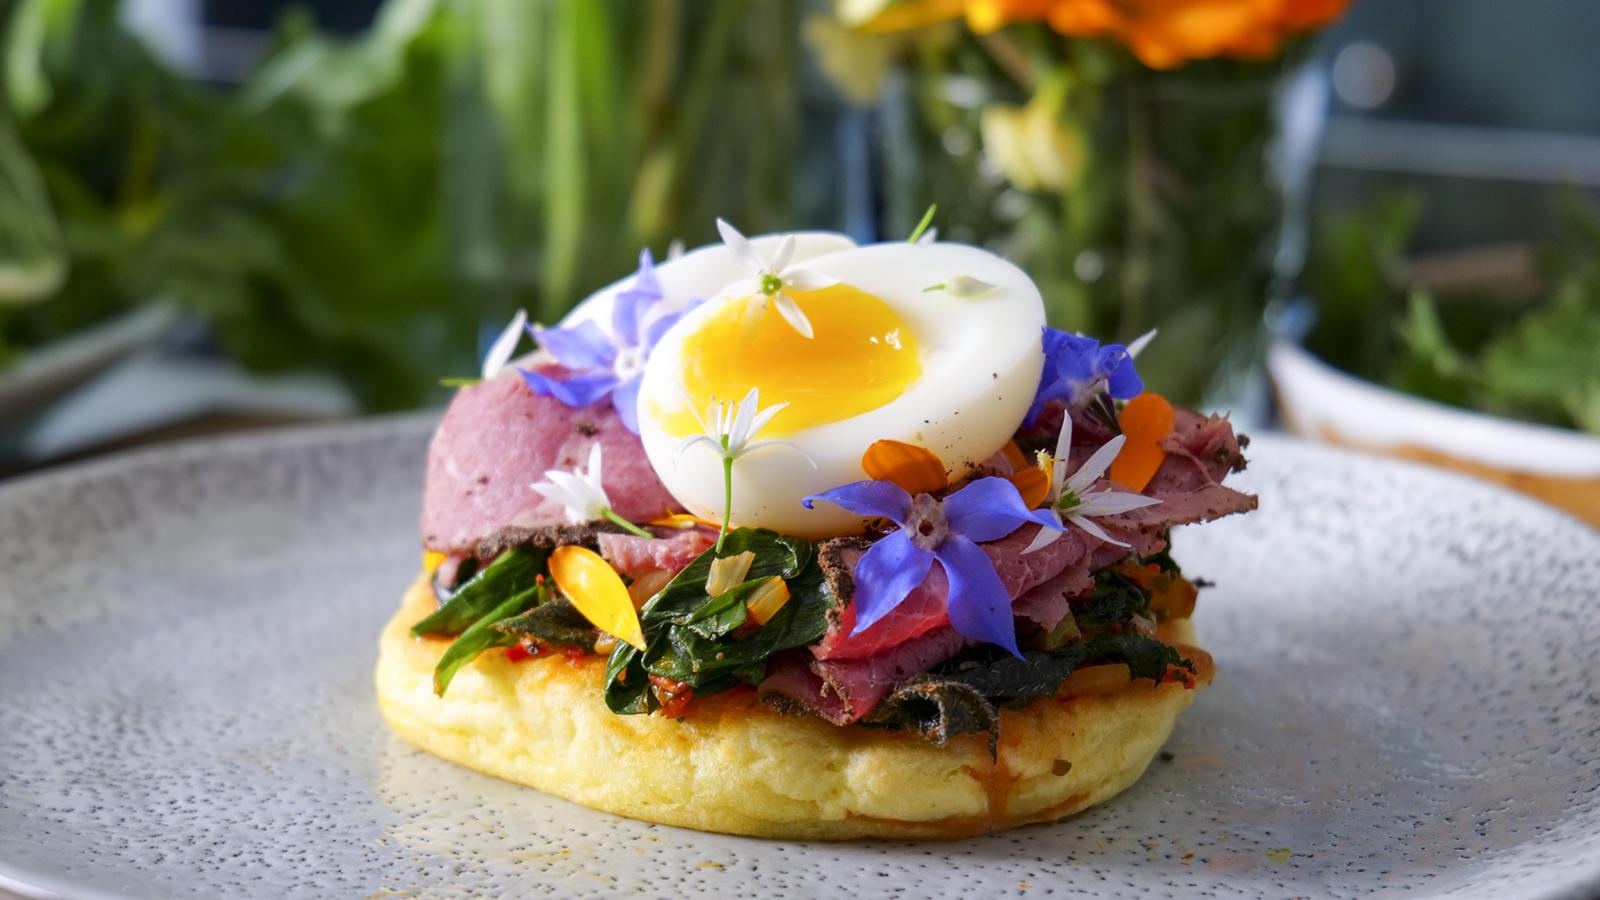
[1000,439,1028,473]
[1110,392,1175,493]
[1118,392,1175,440]
[1008,465,1052,510]
[862,439,949,495]
[648,513,721,530]
[548,546,646,651]
[858,0,966,33]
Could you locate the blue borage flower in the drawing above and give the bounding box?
[518,249,692,434]
[1026,327,1146,425]
[804,476,1062,657]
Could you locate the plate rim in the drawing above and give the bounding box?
[1,419,1598,899]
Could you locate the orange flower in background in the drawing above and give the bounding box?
[863,0,1353,69]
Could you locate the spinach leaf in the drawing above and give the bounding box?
[1071,569,1151,630]
[868,633,1195,751]
[603,643,651,715]
[493,598,598,651]
[1083,632,1193,682]
[604,528,834,714]
[432,586,543,696]
[680,580,755,640]
[863,679,999,753]
[639,528,812,626]
[411,546,547,637]
[942,643,1092,705]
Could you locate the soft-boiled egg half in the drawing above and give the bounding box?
[636,241,1046,537]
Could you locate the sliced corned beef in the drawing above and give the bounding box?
[760,627,971,725]
[597,529,715,579]
[421,369,681,553]
[1012,564,1095,630]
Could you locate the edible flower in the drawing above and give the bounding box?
[715,218,838,340]
[438,309,530,387]
[923,276,999,297]
[1126,327,1157,359]
[1026,327,1144,425]
[519,249,688,433]
[481,309,528,380]
[548,545,647,651]
[676,387,813,553]
[529,444,653,538]
[805,465,1061,657]
[1108,391,1175,492]
[1024,410,1161,552]
[861,438,948,495]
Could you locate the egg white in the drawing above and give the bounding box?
[636,241,1046,538]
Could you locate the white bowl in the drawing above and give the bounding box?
[1268,338,1600,525]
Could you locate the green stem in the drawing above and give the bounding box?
[907,203,937,243]
[602,508,653,539]
[716,438,733,555]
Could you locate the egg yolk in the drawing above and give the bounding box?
[670,284,921,437]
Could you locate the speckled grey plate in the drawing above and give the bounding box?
[1,419,1598,899]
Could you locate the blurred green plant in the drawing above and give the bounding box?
[821,13,1309,407]
[0,0,817,409]
[1303,192,1600,436]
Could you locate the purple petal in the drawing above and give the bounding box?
[642,306,691,350]
[519,368,619,409]
[847,531,935,636]
[1027,327,1145,422]
[942,477,1061,543]
[802,480,912,526]
[1101,344,1143,399]
[935,535,1021,657]
[535,320,616,370]
[612,250,661,346]
[611,375,642,434]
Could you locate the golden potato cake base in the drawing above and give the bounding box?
[376,574,1207,840]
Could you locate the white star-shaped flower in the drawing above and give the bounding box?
[530,444,650,536]
[1024,412,1161,552]
[716,219,838,339]
[676,386,814,552]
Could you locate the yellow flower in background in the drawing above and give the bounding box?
[979,76,1083,192]
[980,103,1081,192]
[804,15,905,106]
[860,0,1353,69]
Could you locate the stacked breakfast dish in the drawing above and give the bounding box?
[376,219,1257,839]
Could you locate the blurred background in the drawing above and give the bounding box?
[1,0,1596,523]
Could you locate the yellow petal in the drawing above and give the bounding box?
[705,551,756,597]
[422,550,446,575]
[745,576,791,626]
[861,439,949,495]
[549,546,646,651]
